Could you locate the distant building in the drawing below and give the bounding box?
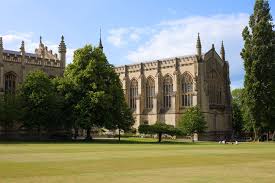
[114,34,232,140]
[0,36,66,94]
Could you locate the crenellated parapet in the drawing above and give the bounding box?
[115,55,198,75]
[2,50,62,68]
[0,36,65,68]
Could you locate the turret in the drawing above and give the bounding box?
[220,41,225,61]
[211,44,215,57]
[0,37,3,92]
[20,41,25,65]
[0,37,3,63]
[98,29,103,50]
[58,35,66,68]
[20,41,25,55]
[39,36,45,52]
[196,33,202,57]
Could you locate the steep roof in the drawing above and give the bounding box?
[3,50,37,57]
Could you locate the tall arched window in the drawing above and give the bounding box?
[163,75,173,109]
[5,72,16,94]
[129,79,138,109]
[145,77,155,109]
[181,73,193,107]
[208,70,223,105]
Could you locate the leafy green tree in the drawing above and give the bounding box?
[138,124,152,135]
[0,94,21,135]
[98,68,135,141]
[231,88,245,137]
[178,106,207,142]
[55,76,80,139]
[53,77,75,128]
[139,122,180,142]
[231,88,243,107]
[232,102,244,137]
[113,101,135,141]
[62,45,133,139]
[19,70,67,137]
[241,0,275,140]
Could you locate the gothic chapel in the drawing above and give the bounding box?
[114,34,232,139]
[0,36,66,95]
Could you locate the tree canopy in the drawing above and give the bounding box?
[60,45,133,139]
[178,106,207,142]
[139,122,180,142]
[231,88,245,137]
[241,0,275,140]
[18,70,67,136]
[0,94,21,134]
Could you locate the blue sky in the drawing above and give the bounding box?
[0,0,274,89]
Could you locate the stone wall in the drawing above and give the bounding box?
[115,46,232,140]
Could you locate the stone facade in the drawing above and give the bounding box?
[114,34,232,140]
[0,36,66,94]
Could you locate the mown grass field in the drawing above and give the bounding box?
[0,139,275,183]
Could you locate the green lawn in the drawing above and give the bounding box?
[0,139,275,183]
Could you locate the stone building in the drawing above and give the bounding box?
[0,36,66,95]
[114,34,232,140]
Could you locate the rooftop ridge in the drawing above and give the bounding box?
[114,53,204,68]
[3,49,37,57]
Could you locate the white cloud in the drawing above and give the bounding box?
[107,28,129,47]
[1,32,33,41]
[123,13,249,87]
[0,32,75,64]
[107,27,155,47]
[129,32,140,41]
[128,14,248,61]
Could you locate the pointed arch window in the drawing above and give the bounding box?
[129,79,138,109]
[181,73,193,107]
[145,77,155,109]
[5,72,16,94]
[208,71,223,105]
[163,75,173,109]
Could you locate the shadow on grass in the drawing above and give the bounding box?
[0,138,202,145]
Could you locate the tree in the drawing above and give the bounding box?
[0,94,21,135]
[241,0,275,141]
[139,122,180,142]
[178,106,207,142]
[231,88,244,137]
[19,70,67,137]
[62,45,133,139]
[54,77,78,138]
[113,101,135,141]
[231,88,243,107]
[98,67,135,141]
[232,102,244,137]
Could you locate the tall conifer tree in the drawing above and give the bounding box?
[241,0,275,140]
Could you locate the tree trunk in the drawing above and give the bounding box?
[158,133,162,143]
[4,122,8,136]
[253,126,259,142]
[272,130,275,141]
[38,125,41,140]
[118,129,121,142]
[191,134,194,143]
[74,128,78,140]
[86,127,91,140]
